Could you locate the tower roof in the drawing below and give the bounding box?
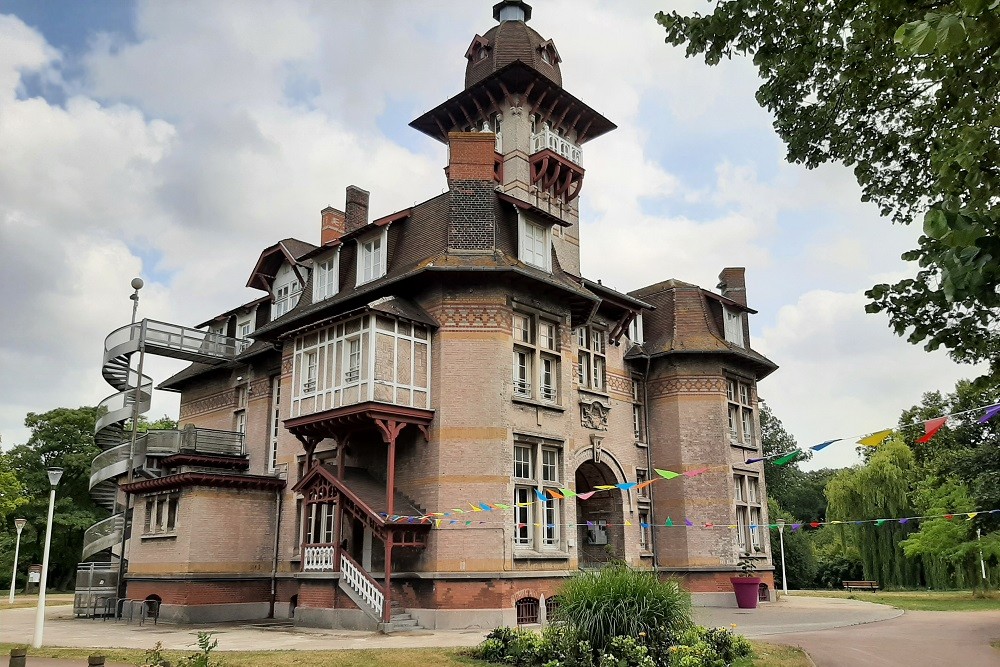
[465,1,561,89]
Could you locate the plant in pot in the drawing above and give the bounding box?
[730,556,763,609]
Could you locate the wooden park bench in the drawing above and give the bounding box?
[843,580,880,592]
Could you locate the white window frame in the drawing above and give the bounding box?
[313,250,340,301]
[627,314,643,344]
[236,312,255,353]
[344,336,362,384]
[727,378,755,447]
[734,473,764,555]
[512,310,560,404]
[143,493,179,536]
[575,326,606,393]
[268,377,280,472]
[517,213,551,271]
[271,263,302,320]
[513,440,563,552]
[302,351,318,394]
[638,510,650,551]
[356,229,387,285]
[724,307,745,347]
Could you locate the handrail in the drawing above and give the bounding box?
[340,551,384,618]
[531,127,583,165]
[303,543,337,571]
[82,514,124,560]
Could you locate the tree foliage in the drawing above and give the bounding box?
[656,1,1000,375]
[760,403,834,521]
[0,452,26,524]
[3,407,107,590]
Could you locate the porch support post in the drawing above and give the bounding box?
[375,418,405,625]
[332,492,343,573]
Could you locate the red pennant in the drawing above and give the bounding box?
[809,521,820,528]
[704,522,714,529]
[945,514,954,521]
[916,417,947,444]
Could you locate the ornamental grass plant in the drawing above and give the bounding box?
[553,562,693,653]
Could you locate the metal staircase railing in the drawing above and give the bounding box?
[81,319,243,563]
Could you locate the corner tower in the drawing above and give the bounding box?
[410,0,616,276]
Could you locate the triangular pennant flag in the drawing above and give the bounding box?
[791,523,801,531]
[586,520,595,527]
[640,522,650,529]
[704,522,714,529]
[727,524,737,529]
[617,482,638,491]
[876,519,887,526]
[535,489,548,501]
[450,520,458,524]
[442,513,451,517]
[655,469,681,480]
[978,405,1000,424]
[967,512,978,520]
[945,514,954,521]
[465,521,472,526]
[547,489,564,500]
[916,417,947,444]
[773,451,803,466]
[452,509,465,514]
[479,503,493,511]
[517,523,526,528]
[899,518,909,524]
[470,503,483,512]
[665,517,674,527]
[810,439,841,451]
[625,520,632,526]
[684,519,694,527]
[494,503,510,510]
[546,524,554,529]
[577,491,597,500]
[636,480,656,490]
[594,485,616,490]
[809,521,820,528]
[533,523,541,527]
[435,519,441,528]
[750,524,758,531]
[684,467,709,478]
[560,488,578,498]
[830,520,843,525]
[744,457,766,464]
[858,429,893,447]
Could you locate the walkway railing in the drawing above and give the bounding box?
[303,544,337,571]
[531,127,583,165]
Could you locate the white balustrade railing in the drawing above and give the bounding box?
[531,127,582,165]
[340,553,384,617]
[303,545,336,571]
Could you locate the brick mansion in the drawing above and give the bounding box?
[77,1,777,630]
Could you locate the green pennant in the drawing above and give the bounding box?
[561,488,578,498]
[876,519,886,526]
[773,451,802,466]
[655,469,681,480]
[665,517,674,527]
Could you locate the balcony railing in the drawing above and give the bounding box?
[303,543,336,571]
[142,426,245,457]
[531,127,582,165]
[82,514,124,560]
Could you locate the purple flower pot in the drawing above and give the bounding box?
[730,577,762,609]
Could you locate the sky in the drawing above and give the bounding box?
[0,0,982,469]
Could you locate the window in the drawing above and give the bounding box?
[639,511,650,551]
[143,494,179,535]
[512,311,560,403]
[307,502,336,544]
[734,473,763,554]
[345,337,361,383]
[234,385,247,434]
[636,469,649,500]
[357,231,387,285]
[272,263,302,320]
[493,112,503,152]
[518,214,551,271]
[302,351,318,393]
[513,440,562,551]
[724,307,744,347]
[236,314,254,353]
[516,597,540,625]
[268,377,280,472]
[575,326,606,392]
[632,378,645,442]
[313,253,339,301]
[727,379,755,447]
[627,314,643,344]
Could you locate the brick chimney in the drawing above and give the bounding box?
[447,132,497,251]
[320,206,346,245]
[345,186,370,234]
[717,267,747,306]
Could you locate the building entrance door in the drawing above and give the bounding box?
[574,460,626,568]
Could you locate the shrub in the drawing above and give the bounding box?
[667,627,753,667]
[471,626,545,667]
[555,563,692,653]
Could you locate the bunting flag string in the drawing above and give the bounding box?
[408,508,1000,530]
[744,400,1000,467]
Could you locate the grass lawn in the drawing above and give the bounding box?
[0,593,75,611]
[787,589,1000,611]
[0,641,810,667]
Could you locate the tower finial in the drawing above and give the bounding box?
[493,1,532,23]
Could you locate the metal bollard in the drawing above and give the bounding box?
[88,656,106,666]
[9,648,27,667]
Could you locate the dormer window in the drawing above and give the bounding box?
[723,307,744,347]
[478,47,489,61]
[518,214,551,272]
[271,263,301,320]
[357,229,387,285]
[313,250,340,301]
[627,314,643,344]
[540,49,551,64]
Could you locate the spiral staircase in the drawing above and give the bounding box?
[81,319,242,562]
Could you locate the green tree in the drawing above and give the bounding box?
[5,407,107,590]
[768,498,817,589]
[826,439,922,587]
[0,452,26,524]
[656,2,1000,376]
[760,404,833,521]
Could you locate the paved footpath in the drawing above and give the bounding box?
[764,608,1000,667]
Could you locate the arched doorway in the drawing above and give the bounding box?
[575,460,626,568]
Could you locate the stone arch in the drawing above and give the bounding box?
[574,458,626,567]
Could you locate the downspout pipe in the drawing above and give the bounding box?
[642,352,659,569]
[269,467,284,619]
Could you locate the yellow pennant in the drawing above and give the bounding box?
[595,485,617,490]
[858,429,893,447]
[625,520,632,526]
[967,512,978,520]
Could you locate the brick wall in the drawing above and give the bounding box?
[126,579,270,605]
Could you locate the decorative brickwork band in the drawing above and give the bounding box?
[647,376,727,399]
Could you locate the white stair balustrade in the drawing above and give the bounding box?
[340,552,384,618]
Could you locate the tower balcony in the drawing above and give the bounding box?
[531,127,582,165]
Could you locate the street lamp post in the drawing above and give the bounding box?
[776,518,788,596]
[8,518,27,604]
[32,467,63,649]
